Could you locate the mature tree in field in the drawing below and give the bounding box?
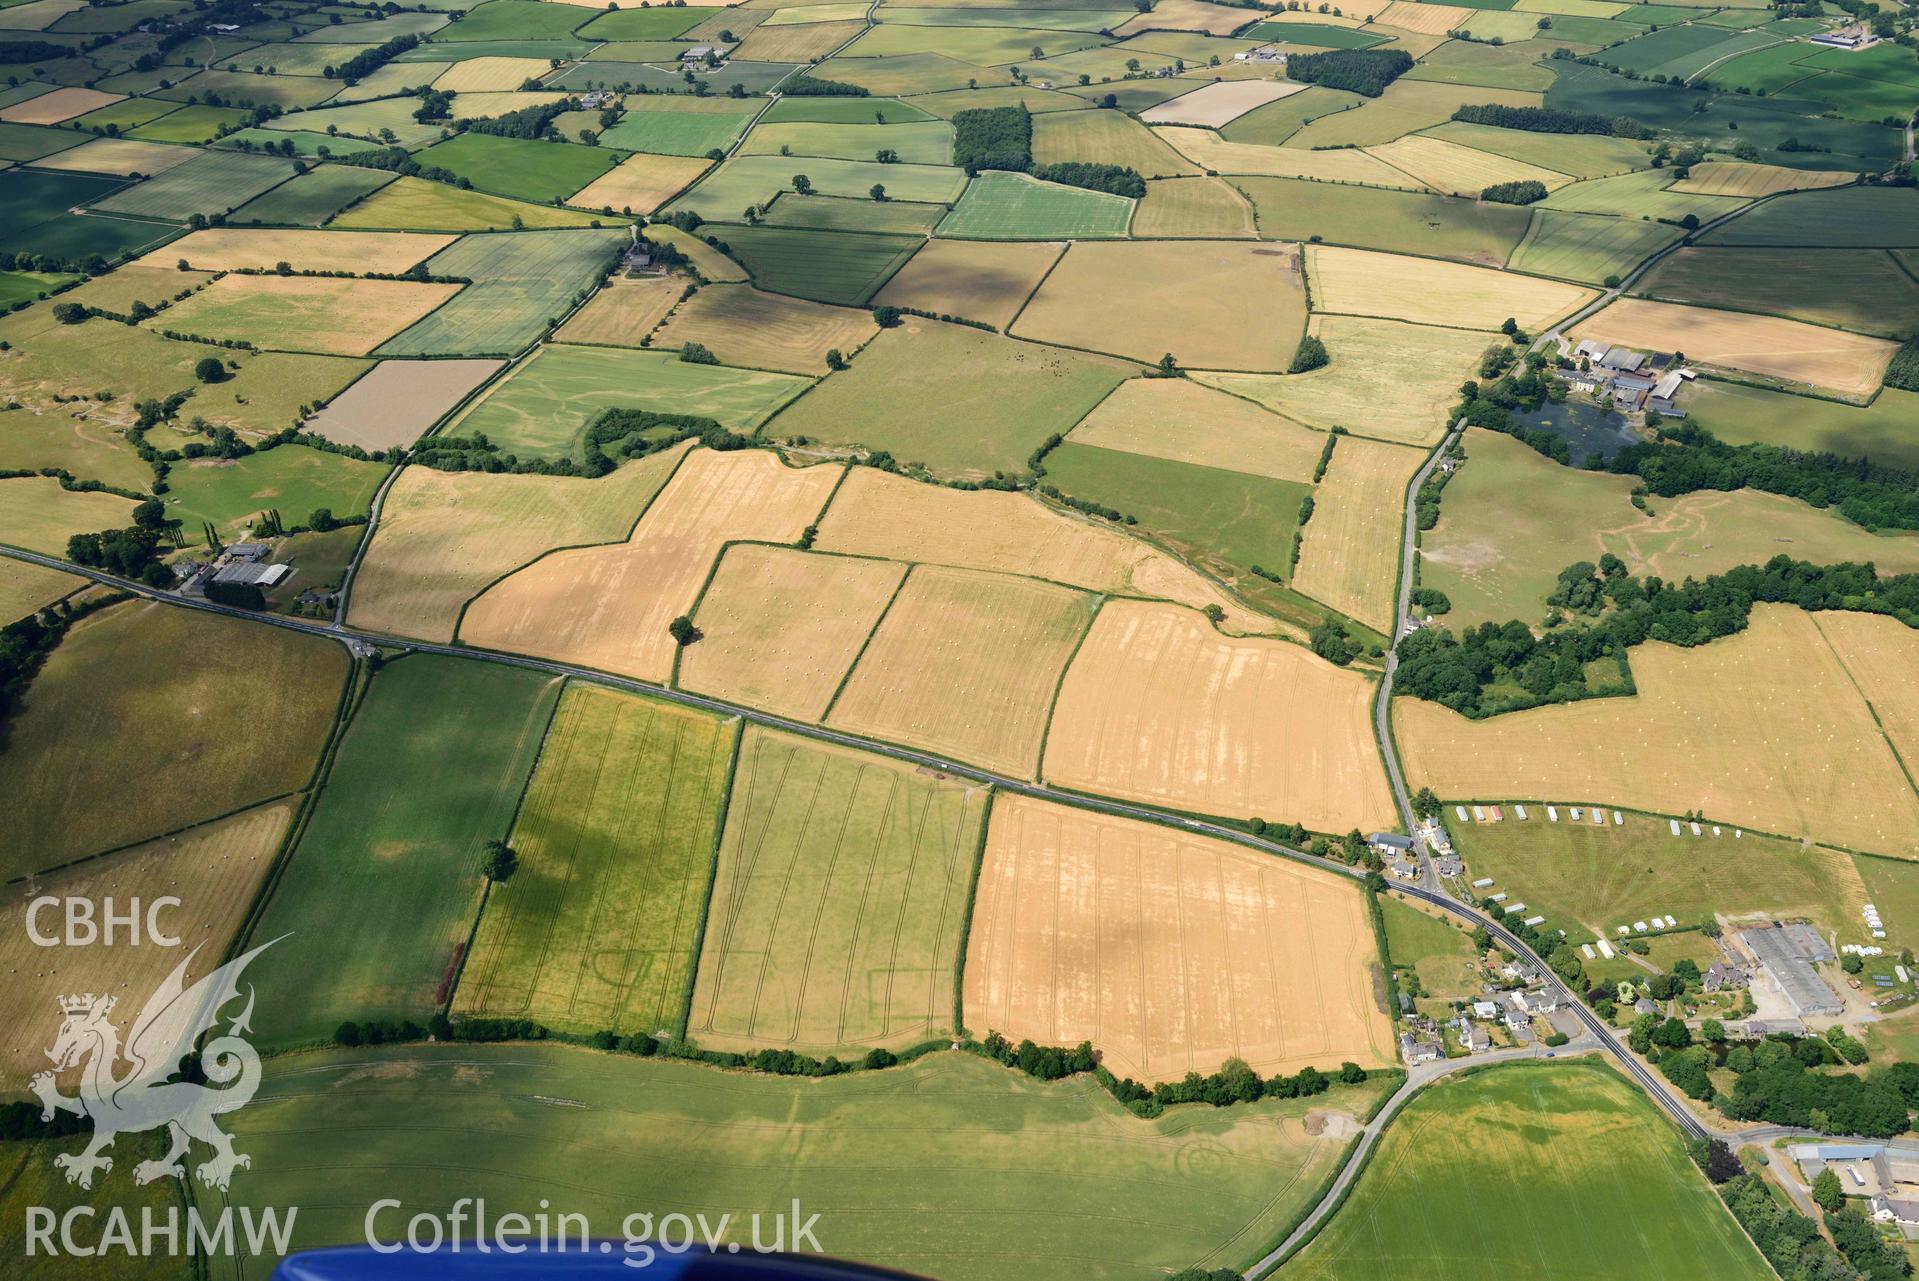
[52,302,86,325]
[309,507,338,532]
[1289,334,1329,373]
[874,148,897,164]
[1412,787,1440,818]
[669,614,702,646]
[1813,1166,1844,1212]
[680,341,717,365]
[792,173,812,195]
[871,304,901,328]
[195,356,226,384]
[869,183,887,201]
[482,838,518,883]
[1156,352,1178,376]
[825,348,847,371]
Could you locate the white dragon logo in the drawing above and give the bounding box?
[29,938,279,1192]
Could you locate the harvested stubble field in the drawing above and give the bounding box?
[456,683,735,1036]
[1449,810,1869,943]
[1070,378,1325,482]
[741,120,956,166]
[963,795,1393,1080]
[680,544,906,722]
[552,273,682,347]
[689,728,987,1056]
[826,564,1096,779]
[568,152,712,214]
[813,467,1274,636]
[0,600,346,878]
[461,449,842,682]
[151,227,454,274]
[91,148,298,221]
[1044,600,1395,832]
[1363,134,1573,198]
[34,135,196,175]
[244,655,562,1050]
[1286,1064,1774,1281]
[1012,240,1306,371]
[0,86,121,124]
[1670,161,1854,199]
[1230,177,1530,266]
[1633,247,1919,339]
[1394,605,1919,860]
[302,358,503,453]
[0,475,135,556]
[1374,0,1471,32]
[0,557,80,623]
[1815,611,1919,793]
[0,800,292,1079]
[1140,79,1307,128]
[1573,297,1896,400]
[1030,109,1199,178]
[655,283,878,375]
[734,19,865,60]
[869,237,1063,329]
[767,320,1137,478]
[1423,121,1649,179]
[154,274,462,357]
[1193,316,1492,447]
[347,441,691,642]
[1291,433,1424,634]
[1543,168,1746,226]
[1153,125,1423,188]
[668,154,968,220]
[453,343,809,460]
[378,228,626,358]
[1306,244,1596,331]
[216,1045,1391,1281]
[1131,176,1257,239]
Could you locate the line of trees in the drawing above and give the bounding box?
[1481,179,1547,205]
[781,75,868,97]
[1880,337,1919,392]
[1451,103,1650,138]
[412,409,750,478]
[1031,161,1145,197]
[327,32,420,83]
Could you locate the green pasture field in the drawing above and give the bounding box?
[1590,23,1731,75]
[1287,1063,1773,1281]
[1454,11,1547,41]
[1635,246,1919,337]
[666,154,968,220]
[247,655,562,1050]
[761,95,936,124]
[399,37,595,61]
[456,683,735,1037]
[0,120,80,161]
[215,1045,1396,1281]
[91,147,298,221]
[1231,177,1531,265]
[1545,60,1903,169]
[0,1139,177,1281]
[1042,442,1313,590]
[1681,381,1919,472]
[1449,807,1867,941]
[548,60,703,93]
[841,21,1103,66]
[1853,854,1919,957]
[261,524,364,613]
[227,163,396,224]
[413,131,616,203]
[260,95,443,147]
[714,224,922,306]
[1533,13,1648,43]
[1219,86,1366,146]
[329,174,612,231]
[741,119,955,166]
[1401,38,1559,90]
[1241,20,1385,46]
[1031,108,1195,178]
[937,170,1131,239]
[45,0,176,32]
[0,268,74,307]
[688,728,986,1057]
[217,126,356,157]
[293,9,448,41]
[914,84,1097,116]
[811,51,992,96]
[575,3,707,39]
[600,107,757,157]
[67,96,177,132]
[760,192,947,234]
[0,398,153,491]
[1704,40,1830,95]
[878,5,1133,30]
[1507,208,1681,283]
[453,342,810,460]
[441,0,593,40]
[1063,78,1202,112]
[376,226,625,356]
[154,67,344,109]
[1,167,173,261]
[0,599,346,879]
[1581,931,1725,989]
[1540,166,1744,222]
[166,441,390,538]
[1380,894,1480,1004]
[1422,120,1648,178]
[127,102,251,143]
[1701,185,1919,248]
[765,320,1136,479]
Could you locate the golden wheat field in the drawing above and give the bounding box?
[460,449,843,681]
[1364,135,1573,198]
[348,442,692,641]
[654,283,877,375]
[1070,378,1326,482]
[827,565,1097,778]
[679,544,906,721]
[1307,244,1596,331]
[1045,600,1395,831]
[1669,162,1854,199]
[1572,298,1897,400]
[962,794,1395,1080]
[141,228,454,275]
[1395,605,1919,859]
[1152,126,1425,189]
